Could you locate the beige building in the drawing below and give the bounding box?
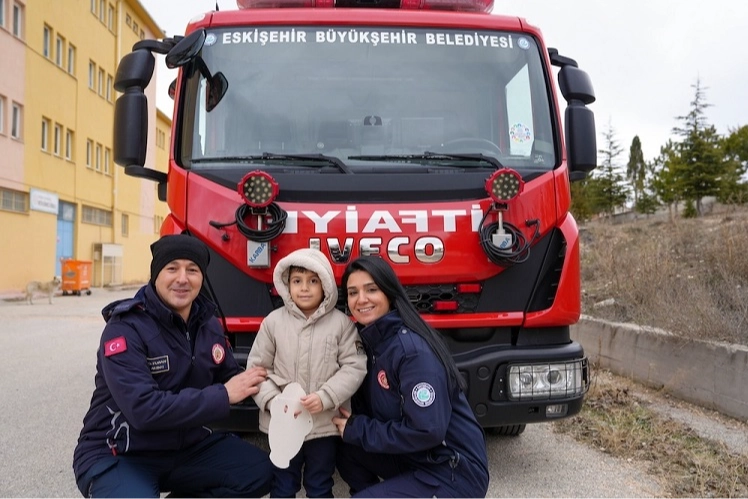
[0,0,170,294]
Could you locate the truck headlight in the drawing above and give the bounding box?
[507,359,588,401]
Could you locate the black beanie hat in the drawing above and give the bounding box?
[149,235,210,284]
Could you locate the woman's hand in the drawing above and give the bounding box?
[332,407,351,437]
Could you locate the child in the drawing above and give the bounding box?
[247,248,367,498]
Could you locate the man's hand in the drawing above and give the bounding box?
[225,366,267,404]
[300,393,323,414]
[332,407,351,437]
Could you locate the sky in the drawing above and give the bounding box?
[140,0,748,162]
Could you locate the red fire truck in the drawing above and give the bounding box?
[114,0,596,435]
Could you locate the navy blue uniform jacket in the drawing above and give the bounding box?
[73,285,240,482]
[344,311,489,491]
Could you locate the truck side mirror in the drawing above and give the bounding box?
[558,65,597,179]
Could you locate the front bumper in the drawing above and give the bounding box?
[455,341,590,428]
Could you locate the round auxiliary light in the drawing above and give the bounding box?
[485,168,524,203]
[238,170,279,208]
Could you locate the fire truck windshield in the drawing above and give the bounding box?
[179,26,556,173]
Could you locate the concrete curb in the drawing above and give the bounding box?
[572,316,748,422]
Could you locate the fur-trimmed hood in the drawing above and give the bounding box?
[272,248,337,320]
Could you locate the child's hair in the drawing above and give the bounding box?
[289,265,316,277]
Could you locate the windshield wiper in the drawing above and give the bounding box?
[192,153,352,174]
[348,152,503,169]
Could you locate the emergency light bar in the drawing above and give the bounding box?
[237,0,493,12]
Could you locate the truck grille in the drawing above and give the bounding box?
[270,284,480,314]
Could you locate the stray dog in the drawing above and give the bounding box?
[25,276,62,305]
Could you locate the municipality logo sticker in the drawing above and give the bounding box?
[412,382,435,407]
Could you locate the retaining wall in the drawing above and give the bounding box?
[571,316,748,422]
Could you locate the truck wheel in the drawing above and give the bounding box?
[86,290,92,295]
[489,424,526,437]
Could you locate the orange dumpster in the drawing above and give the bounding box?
[61,259,93,296]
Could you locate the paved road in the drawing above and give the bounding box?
[0,288,664,497]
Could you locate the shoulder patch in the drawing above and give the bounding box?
[104,336,127,357]
[412,382,436,407]
[212,343,226,364]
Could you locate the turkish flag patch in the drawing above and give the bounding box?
[105,336,128,357]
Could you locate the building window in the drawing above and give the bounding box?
[106,74,112,102]
[132,21,138,34]
[11,102,21,139]
[95,143,102,171]
[56,35,64,67]
[88,61,95,89]
[0,187,28,213]
[125,13,131,27]
[154,215,163,234]
[121,213,129,237]
[43,25,51,58]
[99,0,105,22]
[12,2,23,38]
[82,206,112,226]
[0,96,4,135]
[140,29,145,40]
[86,139,93,168]
[98,68,104,96]
[104,147,111,174]
[65,129,74,160]
[67,45,76,75]
[0,0,5,28]
[54,123,62,156]
[107,4,114,30]
[156,129,166,149]
[90,0,96,14]
[41,117,50,151]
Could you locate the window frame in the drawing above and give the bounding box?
[53,123,62,156]
[88,61,95,89]
[65,129,74,160]
[41,117,50,151]
[86,139,93,168]
[95,143,102,171]
[104,147,111,174]
[0,187,28,214]
[98,68,104,96]
[12,2,23,38]
[11,102,21,139]
[43,25,51,58]
[67,44,76,75]
[56,34,64,67]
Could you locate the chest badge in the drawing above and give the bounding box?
[377,370,390,390]
[212,343,226,364]
[412,382,436,407]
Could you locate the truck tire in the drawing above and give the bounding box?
[489,424,526,437]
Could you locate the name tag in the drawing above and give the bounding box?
[147,355,170,374]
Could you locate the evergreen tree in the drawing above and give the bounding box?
[671,79,726,216]
[627,136,646,207]
[719,125,748,205]
[649,140,682,222]
[589,120,629,218]
[569,178,596,223]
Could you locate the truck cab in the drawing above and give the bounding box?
[114,0,596,433]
